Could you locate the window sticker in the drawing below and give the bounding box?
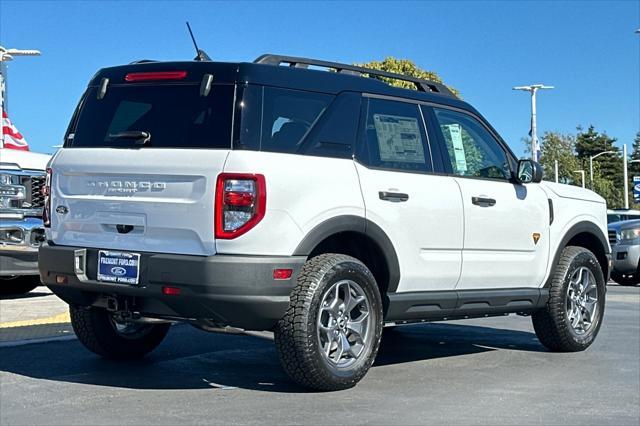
[446,124,467,172]
[373,114,425,164]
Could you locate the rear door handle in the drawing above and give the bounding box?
[472,196,496,207]
[379,191,409,202]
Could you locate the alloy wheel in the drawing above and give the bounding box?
[317,279,372,369]
[566,266,598,335]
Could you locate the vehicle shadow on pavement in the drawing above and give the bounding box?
[0,322,545,393]
[0,291,52,301]
[376,322,545,367]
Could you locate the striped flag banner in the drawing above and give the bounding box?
[2,110,30,151]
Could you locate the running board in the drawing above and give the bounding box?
[385,288,548,323]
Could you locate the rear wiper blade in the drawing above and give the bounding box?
[108,131,151,146]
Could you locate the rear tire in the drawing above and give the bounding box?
[532,246,605,352]
[611,270,640,287]
[70,305,170,360]
[0,275,40,296]
[274,254,383,391]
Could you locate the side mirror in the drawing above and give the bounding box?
[516,159,543,184]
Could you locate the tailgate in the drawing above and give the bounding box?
[49,148,228,256]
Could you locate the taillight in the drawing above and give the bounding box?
[124,71,188,82]
[43,167,52,227]
[215,173,266,239]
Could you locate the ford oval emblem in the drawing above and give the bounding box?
[110,266,127,276]
[55,205,68,214]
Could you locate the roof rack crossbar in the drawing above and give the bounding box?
[253,54,455,97]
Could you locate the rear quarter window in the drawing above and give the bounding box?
[236,86,334,154]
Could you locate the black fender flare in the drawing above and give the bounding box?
[293,215,401,293]
[545,220,610,287]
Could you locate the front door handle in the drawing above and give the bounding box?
[379,191,409,202]
[472,196,496,207]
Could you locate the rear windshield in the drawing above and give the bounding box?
[66,83,234,149]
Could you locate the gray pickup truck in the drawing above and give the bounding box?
[608,219,640,286]
[1,148,50,295]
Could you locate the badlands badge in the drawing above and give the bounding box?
[532,232,541,245]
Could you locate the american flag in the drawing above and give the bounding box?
[1,110,29,151]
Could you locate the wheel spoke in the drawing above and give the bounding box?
[575,308,584,330]
[347,295,366,314]
[333,333,345,361]
[339,281,352,314]
[324,334,335,357]
[569,304,579,328]
[321,286,341,316]
[347,311,369,337]
[579,267,591,290]
[583,279,596,297]
[570,269,581,288]
[583,299,597,324]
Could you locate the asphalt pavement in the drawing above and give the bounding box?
[0,284,638,425]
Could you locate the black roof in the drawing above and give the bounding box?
[89,55,477,113]
[87,55,515,158]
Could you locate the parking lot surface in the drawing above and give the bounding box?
[0,284,638,425]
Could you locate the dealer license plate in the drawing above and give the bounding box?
[97,250,141,285]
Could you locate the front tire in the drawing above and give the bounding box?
[274,254,383,391]
[0,275,40,296]
[532,246,605,352]
[70,305,170,360]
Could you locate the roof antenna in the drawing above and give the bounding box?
[186,22,211,61]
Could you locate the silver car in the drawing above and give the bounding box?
[608,219,640,286]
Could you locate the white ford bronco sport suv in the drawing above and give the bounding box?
[39,55,610,391]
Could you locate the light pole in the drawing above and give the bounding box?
[513,84,554,161]
[0,46,41,147]
[589,150,616,188]
[574,170,585,188]
[623,144,629,209]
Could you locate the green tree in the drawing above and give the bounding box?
[355,57,459,97]
[537,131,580,185]
[592,162,622,207]
[627,132,640,206]
[575,125,622,189]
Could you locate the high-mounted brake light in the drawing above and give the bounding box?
[43,167,52,227]
[215,173,266,239]
[124,71,188,82]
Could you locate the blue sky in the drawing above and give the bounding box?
[1,0,638,155]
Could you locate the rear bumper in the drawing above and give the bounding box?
[611,243,640,275]
[0,251,39,276]
[0,217,45,276]
[39,244,306,331]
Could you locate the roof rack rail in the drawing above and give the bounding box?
[129,59,158,64]
[254,54,455,98]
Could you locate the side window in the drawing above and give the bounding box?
[260,87,333,154]
[433,108,511,180]
[300,92,360,159]
[358,98,432,172]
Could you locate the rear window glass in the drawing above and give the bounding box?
[67,83,234,149]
